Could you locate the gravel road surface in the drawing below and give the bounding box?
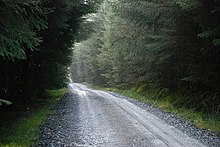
[37,83,220,147]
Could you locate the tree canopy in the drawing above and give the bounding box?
[70,0,220,115]
[0,0,101,104]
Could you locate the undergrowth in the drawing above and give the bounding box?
[0,88,67,147]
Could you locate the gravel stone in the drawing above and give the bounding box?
[36,84,220,147]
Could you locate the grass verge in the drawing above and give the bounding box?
[88,84,220,135]
[0,88,67,147]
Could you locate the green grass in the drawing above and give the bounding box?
[0,88,67,147]
[88,85,220,134]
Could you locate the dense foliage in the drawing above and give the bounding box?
[0,0,99,104]
[70,0,220,115]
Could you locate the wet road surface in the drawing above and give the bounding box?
[38,83,207,147]
[66,83,206,147]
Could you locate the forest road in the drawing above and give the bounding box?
[38,83,207,147]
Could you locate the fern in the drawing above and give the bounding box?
[0,99,12,106]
